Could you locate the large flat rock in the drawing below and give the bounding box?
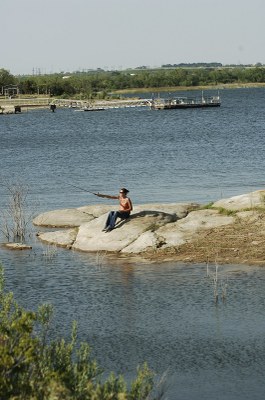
[33,203,197,228]
[35,192,264,257]
[72,210,176,252]
[122,209,234,253]
[213,190,265,211]
[36,209,235,254]
[155,209,234,248]
[132,203,199,218]
[33,208,96,227]
[37,228,78,247]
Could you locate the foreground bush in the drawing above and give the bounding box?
[0,267,154,399]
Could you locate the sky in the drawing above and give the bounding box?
[2,0,265,75]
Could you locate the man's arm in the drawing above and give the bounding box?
[95,193,118,199]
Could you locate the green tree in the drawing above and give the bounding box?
[0,69,16,92]
[13,65,265,97]
[19,78,38,95]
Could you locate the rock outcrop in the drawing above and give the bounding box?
[213,190,265,211]
[124,209,234,253]
[33,191,265,261]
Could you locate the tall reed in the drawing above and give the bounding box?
[0,181,32,242]
[206,261,228,304]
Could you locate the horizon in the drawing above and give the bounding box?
[5,61,265,77]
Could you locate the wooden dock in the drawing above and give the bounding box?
[0,98,51,114]
[0,97,150,114]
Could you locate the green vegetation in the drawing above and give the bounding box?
[0,267,155,399]
[200,203,238,215]
[200,203,265,216]
[1,65,265,100]
[215,207,238,216]
[200,202,214,210]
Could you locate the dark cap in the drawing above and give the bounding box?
[120,187,129,194]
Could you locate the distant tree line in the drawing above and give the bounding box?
[1,66,265,99]
[161,62,223,68]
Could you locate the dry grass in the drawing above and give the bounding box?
[143,211,265,266]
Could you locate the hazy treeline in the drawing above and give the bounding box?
[1,66,265,98]
[161,62,223,68]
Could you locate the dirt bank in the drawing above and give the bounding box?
[142,211,265,266]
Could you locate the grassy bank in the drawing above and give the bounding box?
[113,82,265,95]
[142,210,265,266]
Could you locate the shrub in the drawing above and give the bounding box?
[0,266,154,399]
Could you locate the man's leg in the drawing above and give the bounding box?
[108,211,119,229]
[103,211,114,231]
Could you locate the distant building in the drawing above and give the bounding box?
[1,85,19,97]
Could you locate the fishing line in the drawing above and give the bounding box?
[58,180,98,195]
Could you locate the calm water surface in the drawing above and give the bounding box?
[1,88,265,208]
[1,88,265,399]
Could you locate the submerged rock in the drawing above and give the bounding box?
[3,243,32,250]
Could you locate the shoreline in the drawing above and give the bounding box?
[112,82,265,95]
[32,191,265,268]
[140,211,265,267]
[1,82,265,109]
[103,212,265,267]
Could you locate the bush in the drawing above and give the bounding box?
[0,267,154,399]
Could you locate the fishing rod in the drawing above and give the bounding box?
[60,181,98,195]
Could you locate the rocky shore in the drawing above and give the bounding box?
[33,190,265,266]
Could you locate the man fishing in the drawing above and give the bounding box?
[95,188,133,232]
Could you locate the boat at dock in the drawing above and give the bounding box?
[82,106,105,111]
[74,106,105,112]
[149,93,221,110]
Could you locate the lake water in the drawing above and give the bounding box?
[1,88,265,399]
